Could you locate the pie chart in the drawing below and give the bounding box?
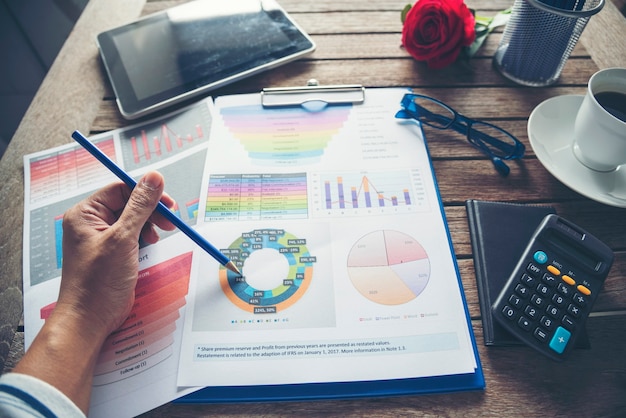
[347,230,430,305]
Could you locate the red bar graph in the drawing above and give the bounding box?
[130,123,204,164]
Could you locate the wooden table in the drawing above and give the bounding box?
[1,0,625,416]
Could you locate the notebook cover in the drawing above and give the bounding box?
[465,200,589,347]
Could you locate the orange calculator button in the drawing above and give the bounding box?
[547,265,561,276]
[577,285,592,295]
[561,275,576,285]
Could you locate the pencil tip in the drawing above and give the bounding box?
[225,261,242,276]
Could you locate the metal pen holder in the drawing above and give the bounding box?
[493,0,604,87]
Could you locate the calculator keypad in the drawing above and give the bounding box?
[498,250,592,357]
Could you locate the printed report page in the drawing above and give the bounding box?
[177,88,478,387]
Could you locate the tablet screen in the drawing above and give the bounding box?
[97,0,315,119]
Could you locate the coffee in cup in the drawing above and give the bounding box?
[572,67,626,172]
[593,91,626,122]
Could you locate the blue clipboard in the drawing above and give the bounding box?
[175,84,484,403]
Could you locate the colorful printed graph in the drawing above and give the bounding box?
[312,169,428,216]
[28,150,205,287]
[219,229,315,314]
[119,103,212,171]
[347,230,430,305]
[171,198,200,222]
[220,104,352,165]
[325,175,411,209]
[205,173,308,222]
[185,198,199,220]
[128,124,203,164]
[39,252,193,385]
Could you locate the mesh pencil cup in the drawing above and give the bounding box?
[493,0,604,87]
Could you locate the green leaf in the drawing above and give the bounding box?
[488,8,512,31]
[466,8,511,58]
[401,4,412,24]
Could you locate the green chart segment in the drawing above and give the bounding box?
[219,229,316,314]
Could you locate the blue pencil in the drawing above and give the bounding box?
[71,130,242,276]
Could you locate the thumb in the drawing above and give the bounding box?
[117,171,165,237]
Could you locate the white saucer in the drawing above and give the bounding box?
[528,95,626,208]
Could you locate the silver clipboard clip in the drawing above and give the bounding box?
[261,79,365,109]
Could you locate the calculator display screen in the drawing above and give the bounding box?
[546,231,600,272]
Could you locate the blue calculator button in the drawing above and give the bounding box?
[534,251,548,264]
[549,326,571,354]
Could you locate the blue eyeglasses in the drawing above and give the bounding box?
[395,93,525,176]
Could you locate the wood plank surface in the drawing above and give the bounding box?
[1,0,625,416]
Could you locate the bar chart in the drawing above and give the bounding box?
[311,169,429,217]
[119,103,212,170]
[39,252,193,385]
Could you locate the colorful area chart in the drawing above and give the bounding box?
[347,230,430,305]
[219,104,352,165]
[39,252,193,385]
[219,229,315,314]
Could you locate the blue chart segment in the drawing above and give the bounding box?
[219,229,316,314]
[54,215,63,269]
[311,169,429,217]
[219,104,352,165]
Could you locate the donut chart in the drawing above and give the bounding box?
[219,229,316,313]
[347,230,430,305]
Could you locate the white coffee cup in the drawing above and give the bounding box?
[572,67,626,172]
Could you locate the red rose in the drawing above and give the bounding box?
[402,0,476,69]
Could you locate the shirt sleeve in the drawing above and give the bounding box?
[0,372,85,418]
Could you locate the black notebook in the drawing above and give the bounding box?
[466,200,589,347]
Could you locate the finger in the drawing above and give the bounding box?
[65,181,131,230]
[149,191,177,231]
[140,222,161,245]
[114,171,165,238]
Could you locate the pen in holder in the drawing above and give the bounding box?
[493,0,604,87]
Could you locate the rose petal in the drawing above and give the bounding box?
[401,0,476,68]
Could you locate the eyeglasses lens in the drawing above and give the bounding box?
[410,97,455,129]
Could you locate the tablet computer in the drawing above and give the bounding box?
[97,0,315,119]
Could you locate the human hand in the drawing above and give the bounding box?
[55,170,176,339]
[14,171,176,412]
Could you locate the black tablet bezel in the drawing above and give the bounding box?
[96,0,315,119]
